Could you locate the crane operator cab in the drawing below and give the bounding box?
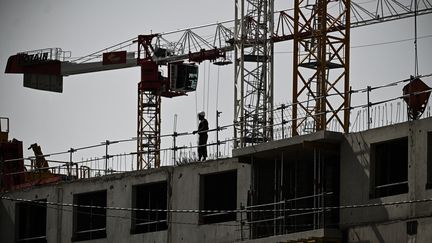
[169,63,198,92]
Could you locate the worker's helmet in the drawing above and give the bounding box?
[198,111,205,117]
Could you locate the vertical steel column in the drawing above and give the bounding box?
[234,0,244,148]
[292,2,300,136]
[344,3,351,133]
[316,0,327,131]
[234,0,274,148]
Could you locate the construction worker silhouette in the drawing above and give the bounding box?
[193,111,208,161]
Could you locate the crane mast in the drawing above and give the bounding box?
[234,0,275,148]
[292,0,350,135]
[136,35,162,169]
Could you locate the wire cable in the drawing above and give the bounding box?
[216,66,221,111]
[18,199,239,228]
[207,61,211,115]
[414,0,419,76]
[2,195,432,214]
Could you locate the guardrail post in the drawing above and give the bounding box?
[105,140,110,175]
[172,132,178,164]
[216,110,222,160]
[280,104,286,139]
[367,86,371,129]
[68,148,75,179]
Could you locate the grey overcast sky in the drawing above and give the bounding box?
[1,0,431,164]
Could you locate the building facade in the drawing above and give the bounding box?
[1,117,432,243]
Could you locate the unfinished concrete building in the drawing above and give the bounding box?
[1,117,432,243]
[2,0,432,242]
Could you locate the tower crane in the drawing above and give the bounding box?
[5,33,228,170]
[5,0,432,169]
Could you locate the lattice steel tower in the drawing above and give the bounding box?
[234,0,274,148]
[292,0,350,135]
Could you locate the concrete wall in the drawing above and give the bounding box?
[2,118,432,243]
[0,158,250,243]
[340,117,432,241]
[170,158,250,243]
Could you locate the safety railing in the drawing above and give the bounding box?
[17,47,72,61]
[1,75,431,184]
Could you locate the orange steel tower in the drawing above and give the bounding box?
[292,0,350,135]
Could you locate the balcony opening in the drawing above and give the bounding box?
[200,170,237,224]
[72,190,107,241]
[371,137,408,198]
[249,145,340,239]
[131,181,168,234]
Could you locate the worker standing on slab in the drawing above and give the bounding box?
[193,111,208,161]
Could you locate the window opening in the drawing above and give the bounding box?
[131,181,168,234]
[16,199,47,243]
[200,170,237,224]
[371,137,408,198]
[72,190,107,241]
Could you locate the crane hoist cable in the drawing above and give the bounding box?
[195,79,199,129]
[414,0,419,77]
[216,66,221,111]
[202,63,206,112]
[206,61,211,115]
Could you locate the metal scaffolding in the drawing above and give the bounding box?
[245,144,339,239]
